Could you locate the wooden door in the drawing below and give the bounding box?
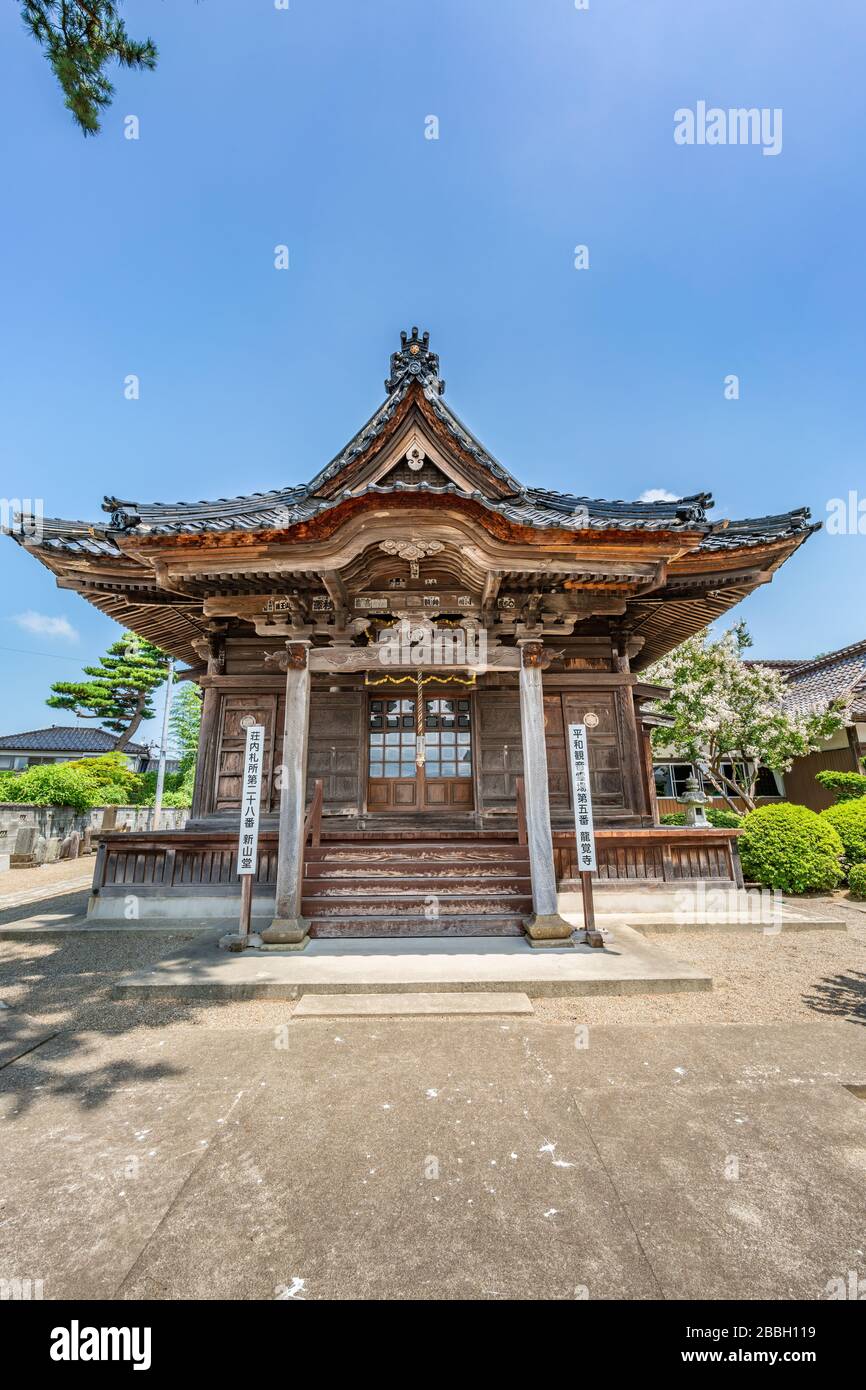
[420,695,474,811]
[366,693,474,813]
[366,696,419,810]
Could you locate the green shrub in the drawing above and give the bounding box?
[63,752,139,793]
[739,803,844,894]
[815,770,866,803]
[660,807,743,828]
[821,798,866,867]
[0,752,195,812]
[0,762,98,813]
[848,864,866,899]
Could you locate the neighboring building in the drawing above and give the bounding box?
[778,640,866,810]
[652,640,866,815]
[142,756,181,776]
[0,726,151,773]
[5,328,818,942]
[651,758,783,818]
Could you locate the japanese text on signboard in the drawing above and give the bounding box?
[567,722,597,873]
[236,723,265,876]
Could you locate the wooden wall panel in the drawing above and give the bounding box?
[476,690,523,808]
[305,691,364,810]
[562,691,628,812]
[214,692,280,813]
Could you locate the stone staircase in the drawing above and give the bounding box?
[301,833,532,938]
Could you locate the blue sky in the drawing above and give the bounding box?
[1,0,864,747]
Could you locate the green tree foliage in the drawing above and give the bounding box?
[0,753,193,809]
[0,761,102,812]
[821,798,866,867]
[646,623,847,811]
[46,635,169,749]
[738,803,844,894]
[20,1,157,135]
[815,770,866,803]
[170,682,202,773]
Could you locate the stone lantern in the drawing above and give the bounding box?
[677,773,709,827]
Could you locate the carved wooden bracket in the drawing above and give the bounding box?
[286,642,310,670]
[263,641,311,673]
[520,641,561,671]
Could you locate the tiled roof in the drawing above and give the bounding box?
[696,509,819,551]
[782,640,866,718]
[82,480,718,539]
[13,489,815,555]
[0,726,149,754]
[2,330,817,562]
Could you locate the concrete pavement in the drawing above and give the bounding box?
[1,1018,864,1300]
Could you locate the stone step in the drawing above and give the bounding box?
[292,991,534,1017]
[307,916,527,938]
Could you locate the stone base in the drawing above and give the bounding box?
[523,914,575,948]
[261,917,310,949]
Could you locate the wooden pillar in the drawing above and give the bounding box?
[190,684,219,820]
[641,722,660,826]
[262,641,312,946]
[518,642,573,946]
[189,628,226,823]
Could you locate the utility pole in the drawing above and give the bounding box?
[152,658,175,832]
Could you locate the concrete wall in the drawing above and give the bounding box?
[0,803,188,853]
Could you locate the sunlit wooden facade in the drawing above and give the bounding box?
[8,329,817,943]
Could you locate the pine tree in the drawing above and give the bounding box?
[20,1,158,136]
[47,634,169,749]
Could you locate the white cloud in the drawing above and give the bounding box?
[12,611,79,641]
[639,488,680,503]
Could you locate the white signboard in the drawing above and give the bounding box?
[567,722,597,873]
[236,723,265,875]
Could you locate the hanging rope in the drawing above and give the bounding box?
[415,672,426,767]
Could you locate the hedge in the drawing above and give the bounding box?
[848,864,866,900]
[815,770,866,803]
[738,803,844,894]
[821,797,866,867]
[660,808,743,829]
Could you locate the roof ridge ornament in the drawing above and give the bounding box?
[385,327,445,397]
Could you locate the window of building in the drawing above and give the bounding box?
[653,763,701,798]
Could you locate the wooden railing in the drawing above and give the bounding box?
[515,776,528,847]
[553,827,743,886]
[303,778,324,849]
[91,817,744,900]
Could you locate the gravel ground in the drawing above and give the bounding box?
[536,892,866,1025]
[0,892,864,1038]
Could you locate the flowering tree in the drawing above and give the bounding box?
[645,623,847,811]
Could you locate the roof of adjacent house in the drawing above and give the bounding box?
[780,639,866,718]
[0,726,150,755]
